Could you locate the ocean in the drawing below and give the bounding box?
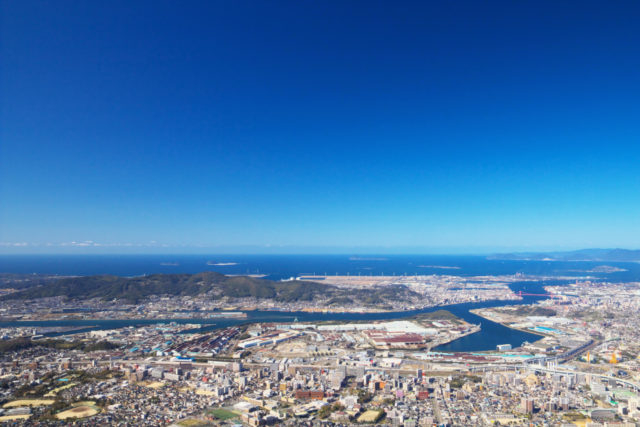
[1,254,639,281]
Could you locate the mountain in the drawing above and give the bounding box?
[487,248,640,262]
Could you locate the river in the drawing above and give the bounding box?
[0,280,561,352]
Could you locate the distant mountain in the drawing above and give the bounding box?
[487,248,640,262]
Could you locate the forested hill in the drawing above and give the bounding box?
[0,272,336,304]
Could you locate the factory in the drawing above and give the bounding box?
[364,330,428,349]
[237,330,301,349]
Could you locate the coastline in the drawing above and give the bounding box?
[469,308,548,338]
[428,324,482,351]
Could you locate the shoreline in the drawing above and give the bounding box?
[0,296,523,322]
[0,295,545,352]
[429,324,482,351]
[0,297,528,326]
[469,308,549,339]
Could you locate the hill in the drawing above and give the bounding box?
[0,272,419,308]
[0,272,333,304]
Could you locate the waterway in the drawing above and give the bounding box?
[0,280,562,351]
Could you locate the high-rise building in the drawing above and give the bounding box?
[521,398,534,414]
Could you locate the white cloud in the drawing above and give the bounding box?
[0,241,171,248]
[0,242,30,247]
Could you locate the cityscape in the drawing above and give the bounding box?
[2,0,640,426]
[0,261,639,426]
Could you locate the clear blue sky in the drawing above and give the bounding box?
[1,1,639,254]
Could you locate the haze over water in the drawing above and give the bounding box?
[2,254,640,282]
[0,254,636,352]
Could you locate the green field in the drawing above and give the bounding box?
[177,419,210,427]
[209,408,238,420]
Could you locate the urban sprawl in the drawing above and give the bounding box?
[0,273,639,426]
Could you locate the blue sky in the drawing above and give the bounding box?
[1,1,640,254]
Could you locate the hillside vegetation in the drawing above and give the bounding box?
[0,272,331,304]
[0,272,418,308]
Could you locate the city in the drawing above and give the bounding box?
[2,0,640,425]
[0,270,639,425]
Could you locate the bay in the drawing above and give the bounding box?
[1,254,636,351]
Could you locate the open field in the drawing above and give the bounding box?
[209,408,238,420]
[137,381,165,389]
[357,409,384,423]
[194,388,216,396]
[56,405,99,420]
[298,274,516,288]
[3,399,55,408]
[44,381,77,396]
[0,414,31,421]
[177,418,213,426]
[298,275,422,288]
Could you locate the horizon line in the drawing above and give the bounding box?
[0,247,638,257]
